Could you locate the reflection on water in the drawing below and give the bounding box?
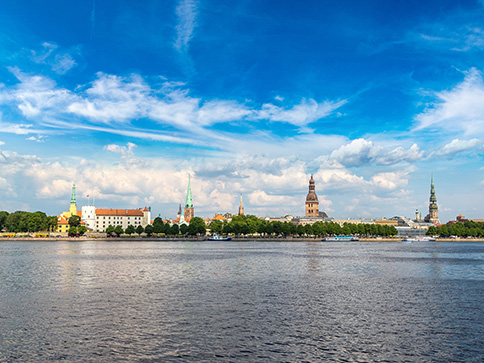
[1,241,484,362]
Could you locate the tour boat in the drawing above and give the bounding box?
[207,233,232,241]
[322,236,359,242]
[403,236,436,242]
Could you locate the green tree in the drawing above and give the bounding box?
[27,212,45,232]
[180,224,188,235]
[68,215,81,227]
[153,217,164,233]
[135,225,144,236]
[170,224,179,235]
[5,211,24,232]
[304,224,313,236]
[106,225,115,236]
[47,216,58,232]
[0,211,9,231]
[188,217,206,235]
[114,225,124,236]
[68,226,77,235]
[296,224,305,236]
[125,225,135,235]
[78,225,87,235]
[210,220,223,234]
[144,224,154,236]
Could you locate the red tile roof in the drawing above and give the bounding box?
[96,209,144,216]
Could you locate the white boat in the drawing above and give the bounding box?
[322,236,359,242]
[207,233,232,241]
[403,236,436,242]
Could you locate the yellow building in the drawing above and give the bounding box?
[57,183,83,233]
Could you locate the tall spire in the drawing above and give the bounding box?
[70,182,76,205]
[238,194,245,216]
[185,174,193,208]
[184,174,194,220]
[425,173,440,225]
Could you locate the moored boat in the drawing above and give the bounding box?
[403,236,436,242]
[322,236,359,242]
[207,233,232,241]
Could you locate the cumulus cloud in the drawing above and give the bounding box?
[329,138,423,167]
[0,141,4,146]
[414,68,484,135]
[435,138,482,157]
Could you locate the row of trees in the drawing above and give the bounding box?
[209,215,398,237]
[105,216,207,237]
[427,221,484,238]
[1,210,398,238]
[0,211,58,232]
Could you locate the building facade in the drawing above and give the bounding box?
[305,175,319,217]
[94,208,151,232]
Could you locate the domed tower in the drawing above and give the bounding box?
[305,175,319,217]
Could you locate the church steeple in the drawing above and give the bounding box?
[238,194,244,216]
[184,174,194,220]
[185,174,193,209]
[425,174,440,225]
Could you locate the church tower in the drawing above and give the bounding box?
[184,175,194,220]
[305,175,319,217]
[425,175,440,225]
[238,194,244,216]
[69,182,77,216]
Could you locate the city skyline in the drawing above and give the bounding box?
[1,0,484,221]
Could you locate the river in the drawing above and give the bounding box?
[1,241,483,362]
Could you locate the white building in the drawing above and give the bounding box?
[81,205,96,231]
[81,207,152,232]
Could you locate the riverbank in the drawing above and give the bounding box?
[2,236,484,242]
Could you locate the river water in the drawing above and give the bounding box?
[1,241,483,362]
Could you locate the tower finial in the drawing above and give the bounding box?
[70,182,76,205]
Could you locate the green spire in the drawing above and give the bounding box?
[70,182,76,205]
[430,174,437,203]
[185,174,193,208]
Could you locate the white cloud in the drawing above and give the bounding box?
[414,68,484,135]
[0,70,347,148]
[329,138,423,167]
[435,138,482,157]
[30,42,77,74]
[174,0,199,53]
[104,142,137,156]
[257,98,347,128]
[0,141,4,146]
[26,135,46,142]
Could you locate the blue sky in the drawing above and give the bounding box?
[1,0,484,221]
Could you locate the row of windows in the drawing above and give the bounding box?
[97,216,142,220]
